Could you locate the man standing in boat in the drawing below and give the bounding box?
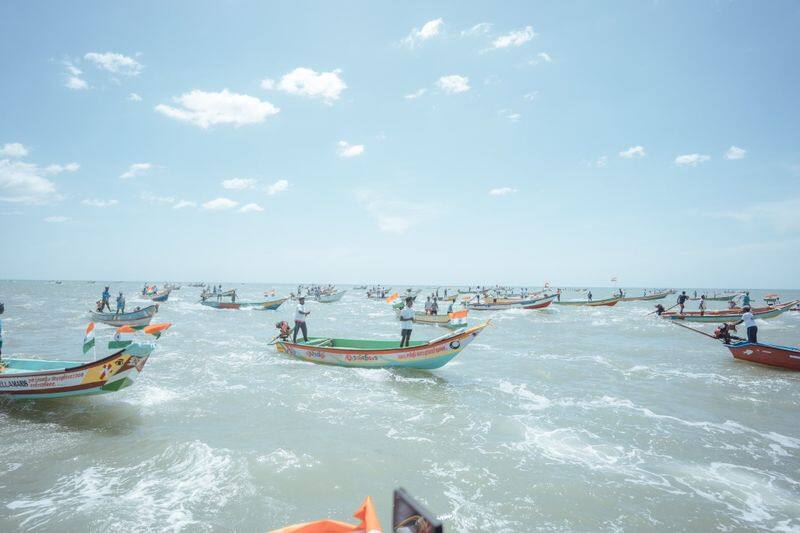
[677,291,689,314]
[698,295,707,316]
[732,306,758,343]
[293,296,310,343]
[115,292,125,315]
[100,286,112,312]
[400,297,414,347]
[587,290,593,302]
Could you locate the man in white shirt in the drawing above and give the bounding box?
[293,297,310,343]
[400,297,414,347]
[733,305,758,343]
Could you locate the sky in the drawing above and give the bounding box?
[1,1,799,288]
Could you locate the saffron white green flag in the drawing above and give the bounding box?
[83,322,96,354]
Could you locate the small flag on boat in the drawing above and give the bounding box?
[109,325,135,350]
[83,322,96,354]
[269,496,381,533]
[143,323,171,338]
[385,292,399,303]
[448,309,468,327]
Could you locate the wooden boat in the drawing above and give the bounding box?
[201,297,287,310]
[395,308,468,329]
[690,292,743,302]
[620,290,670,302]
[554,296,621,307]
[151,289,171,302]
[468,294,556,311]
[764,293,780,306]
[0,342,155,399]
[367,289,392,299]
[90,304,158,327]
[724,341,800,371]
[353,285,367,290]
[274,322,488,369]
[660,301,797,323]
[313,290,346,303]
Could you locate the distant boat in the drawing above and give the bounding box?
[468,294,556,311]
[395,308,469,329]
[274,322,488,369]
[312,290,346,303]
[659,301,797,323]
[90,304,159,327]
[0,342,155,399]
[620,290,670,302]
[353,285,367,290]
[151,289,171,302]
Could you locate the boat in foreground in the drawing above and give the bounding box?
[90,304,159,327]
[0,343,155,399]
[724,341,800,371]
[659,301,797,323]
[201,297,287,310]
[275,322,489,369]
[554,296,621,307]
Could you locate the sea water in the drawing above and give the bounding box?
[1,281,799,531]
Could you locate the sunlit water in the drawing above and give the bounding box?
[1,281,799,532]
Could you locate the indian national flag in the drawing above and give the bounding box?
[109,325,134,350]
[83,322,96,354]
[385,292,399,303]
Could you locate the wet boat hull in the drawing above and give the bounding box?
[725,342,800,371]
[90,304,158,327]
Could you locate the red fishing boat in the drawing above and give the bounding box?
[725,342,800,371]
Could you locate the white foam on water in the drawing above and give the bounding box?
[496,380,551,411]
[256,448,319,473]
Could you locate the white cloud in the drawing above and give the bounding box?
[523,91,539,101]
[724,145,746,160]
[120,162,153,179]
[461,22,492,37]
[82,198,118,207]
[498,109,521,122]
[238,203,264,213]
[405,88,427,100]
[619,146,646,158]
[264,68,347,104]
[84,52,143,76]
[202,197,238,210]
[155,89,279,128]
[127,93,142,102]
[492,26,536,49]
[266,179,289,196]
[63,62,88,90]
[529,52,552,65]
[595,155,608,168]
[0,143,28,158]
[0,157,76,204]
[675,153,710,167]
[337,141,365,158]
[707,197,800,233]
[356,190,434,235]
[222,178,258,190]
[173,200,196,210]
[402,18,444,48]
[44,216,68,223]
[489,187,517,196]
[436,75,470,94]
[141,193,176,205]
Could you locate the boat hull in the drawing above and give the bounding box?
[725,342,800,371]
[275,323,487,369]
[554,297,621,307]
[0,343,154,399]
[201,298,286,310]
[621,291,670,302]
[90,304,158,327]
[660,302,796,323]
[314,291,346,303]
[468,295,555,311]
[151,290,171,302]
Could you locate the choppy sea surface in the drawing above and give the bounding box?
[1,281,799,532]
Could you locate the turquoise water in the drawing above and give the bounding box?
[1,281,799,531]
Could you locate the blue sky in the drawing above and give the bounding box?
[1,1,798,288]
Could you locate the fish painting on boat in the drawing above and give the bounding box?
[274,322,488,369]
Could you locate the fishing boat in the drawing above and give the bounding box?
[274,322,488,369]
[620,290,670,302]
[764,293,781,306]
[311,290,346,303]
[690,292,743,302]
[724,341,800,371]
[201,297,287,310]
[0,342,156,399]
[151,289,171,302]
[367,289,392,299]
[468,294,556,311]
[554,296,621,307]
[90,304,158,327]
[353,285,367,290]
[659,301,797,323]
[395,308,468,329]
